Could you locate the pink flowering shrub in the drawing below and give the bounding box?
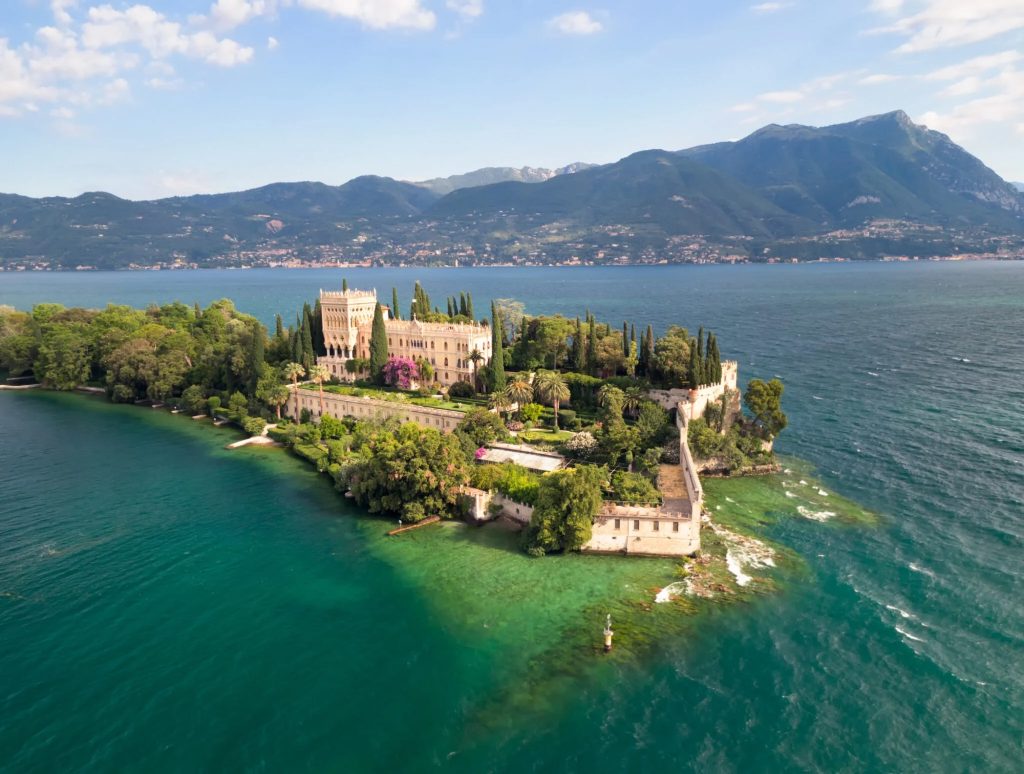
[382,356,420,389]
[475,447,488,460]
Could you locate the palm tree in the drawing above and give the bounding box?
[488,389,513,422]
[308,364,331,417]
[268,384,290,420]
[597,383,623,408]
[623,386,644,419]
[468,347,484,390]
[506,377,533,413]
[533,370,570,430]
[284,362,306,388]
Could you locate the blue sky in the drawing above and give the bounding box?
[2,0,1023,198]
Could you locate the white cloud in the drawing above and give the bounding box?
[204,0,276,32]
[751,3,793,14]
[859,73,901,85]
[924,50,1022,81]
[730,102,757,112]
[757,90,804,103]
[446,0,483,19]
[267,35,279,50]
[547,11,603,36]
[81,4,254,65]
[51,0,78,27]
[920,68,1024,139]
[869,0,1024,53]
[296,0,436,30]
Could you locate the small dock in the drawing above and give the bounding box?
[387,516,441,536]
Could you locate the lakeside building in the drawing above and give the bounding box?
[315,287,492,387]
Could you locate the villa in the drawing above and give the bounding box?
[314,287,492,387]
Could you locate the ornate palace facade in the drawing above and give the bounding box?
[316,288,492,387]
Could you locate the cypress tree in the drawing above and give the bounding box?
[250,325,265,393]
[274,314,284,340]
[313,299,325,356]
[290,329,301,364]
[391,288,400,320]
[300,315,314,371]
[622,321,629,358]
[193,301,202,319]
[697,327,705,361]
[491,301,506,392]
[571,316,584,372]
[369,302,388,383]
[447,297,455,318]
[641,325,655,377]
[630,323,637,348]
[703,330,713,384]
[466,293,474,321]
[456,293,464,317]
[709,334,722,383]
[587,313,598,376]
[342,277,348,292]
[688,344,700,388]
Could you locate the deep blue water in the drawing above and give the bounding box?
[1,263,1022,771]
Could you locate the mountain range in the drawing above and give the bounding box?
[2,110,1022,270]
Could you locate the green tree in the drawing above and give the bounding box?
[586,312,598,375]
[36,323,91,390]
[308,363,331,417]
[689,344,701,388]
[571,316,584,372]
[284,362,305,388]
[369,302,389,383]
[506,377,533,409]
[533,370,570,429]
[640,324,655,377]
[490,300,506,392]
[342,423,468,522]
[651,326,690,387]
[744,378,788,439]
[391,287,401,320]
[455,407,507,450]
[257,373,291,420]
[524,465,604,554]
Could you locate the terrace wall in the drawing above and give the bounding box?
[289,386,465,432]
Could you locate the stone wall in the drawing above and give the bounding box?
[586,505,700,556]
[492,493,534,525]
[647,360,738,420]
[289,387,465,432]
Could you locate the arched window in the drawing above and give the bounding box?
[444,358,448,366]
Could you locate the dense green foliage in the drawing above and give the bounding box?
[470,462,542,506]
[744,378,788,439]
[523,465,605,555]
[343,423,469,522]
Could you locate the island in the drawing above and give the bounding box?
[0,280,789,561]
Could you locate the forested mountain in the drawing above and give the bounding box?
[412,164,594,195]
[2,111,1022,269]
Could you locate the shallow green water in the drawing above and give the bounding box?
[2,263,1023,771]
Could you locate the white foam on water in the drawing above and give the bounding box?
[868,371,880,377]
[799,479,808,485]
[817,488,829,497]
[895,626,925,643]
[797,506,836,521]
[654,581,689,603]
[812,395,823,400]
[885,603,913,620]
[726,551,752,586]
[909,562,936,578]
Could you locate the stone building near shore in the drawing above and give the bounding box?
[315,287,492,387]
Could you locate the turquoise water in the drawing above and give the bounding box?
[2,263,1023,771]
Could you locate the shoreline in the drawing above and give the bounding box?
[2,254,1021,273]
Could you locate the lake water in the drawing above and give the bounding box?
[1,263,1022,771]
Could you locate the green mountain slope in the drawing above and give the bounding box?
[682,111,1023,229]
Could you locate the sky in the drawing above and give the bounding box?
[2,0,1023,199]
